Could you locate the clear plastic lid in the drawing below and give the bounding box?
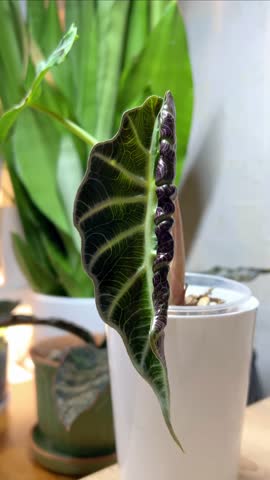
[168,272,251,316]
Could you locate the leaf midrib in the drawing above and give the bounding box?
[145,120,158,330]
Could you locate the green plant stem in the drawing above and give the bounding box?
[31,103,98,147]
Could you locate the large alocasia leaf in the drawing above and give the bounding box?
[74,93,182,448]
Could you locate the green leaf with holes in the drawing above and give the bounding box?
[74,95,182,449]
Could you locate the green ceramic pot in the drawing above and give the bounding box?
[30,335,116,474]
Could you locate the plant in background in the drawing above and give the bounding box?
[0,0,193,298]
[0,301,110,429]
[0,299,116,475]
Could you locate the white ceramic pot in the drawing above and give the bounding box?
[107,274,258,480]
[30,293,104,342]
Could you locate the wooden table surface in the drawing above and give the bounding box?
[0,381,70,480]
[87,398,270,480]
[0,380,269,480]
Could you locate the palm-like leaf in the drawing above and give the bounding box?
[74,93,182,448]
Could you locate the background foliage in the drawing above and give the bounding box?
[0,0,193,297]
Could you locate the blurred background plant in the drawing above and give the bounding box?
[0,0,193,298]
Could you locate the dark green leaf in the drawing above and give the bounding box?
[57,136,83,250]
[6,155,63,271]
[42,236,92,298]
[66,0,98,134]
[0,301,19,318]
[6,147,91,298]
[0,0,23,108]
[12,233,63,295]
[13,109,70,234]
[27,0,47,51]
[0,23,77,142]
[74,95,182,448]
[117,1,193,185]
[95,0,130,139]
[55,344,110,430]
[123,0,149,72]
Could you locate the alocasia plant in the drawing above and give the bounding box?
[74,92,185,449]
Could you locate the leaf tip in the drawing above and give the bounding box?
[164,414,185,453]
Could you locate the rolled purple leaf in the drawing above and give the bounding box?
[151,91,177,363]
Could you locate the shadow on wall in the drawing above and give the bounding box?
[179,109,224,257]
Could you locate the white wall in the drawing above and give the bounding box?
[180,0,270,394]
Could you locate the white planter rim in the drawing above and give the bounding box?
[30,291,95,305]
[31,273,252,313]
[168,272,252,316]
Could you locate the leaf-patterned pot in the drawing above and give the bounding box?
[30,335,115,474]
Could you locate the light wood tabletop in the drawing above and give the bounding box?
[0,381,70,480]
[0,380,269,480]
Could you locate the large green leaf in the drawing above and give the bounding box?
[26,0,46,49]
[0,23,77,142]
[28,0,62,58]
[13,109,70,234]
[42,236,92,298]
[0,0,24,108]
[74,94,182,448]
[117,1,193,185]
[95,0,130,140]
[150,0,171,29]
[123,0,149,72]
[12,233,63,295]
[57,135,83,249]
[6,154,67,274]
[66,0,98,134]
